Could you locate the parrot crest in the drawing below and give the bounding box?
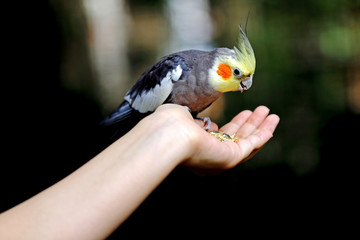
[233,26,256,77]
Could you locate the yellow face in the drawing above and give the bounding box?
[209,27,256,93]
[209,55,255,92]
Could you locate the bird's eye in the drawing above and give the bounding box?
[233,68,242,77]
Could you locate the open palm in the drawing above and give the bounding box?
[155,104,280,170]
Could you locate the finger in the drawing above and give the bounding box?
[257,114,280,133]
[219,110,252,134]
[234,127,273,161]
[238,114,280,162]
[235,106,270,138]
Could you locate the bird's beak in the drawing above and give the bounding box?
[238,75,253,92]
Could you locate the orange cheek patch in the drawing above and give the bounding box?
[216,64,232,80]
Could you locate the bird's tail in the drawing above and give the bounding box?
[100,101,134,127]
[100,101,147,144]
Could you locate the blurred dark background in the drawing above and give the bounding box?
[2,0,359,237]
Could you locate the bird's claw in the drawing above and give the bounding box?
[200,117,212,131]
[183,106,238,142]
[184,106,212,131]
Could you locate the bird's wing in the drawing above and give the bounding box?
[125,55,188,113]
[101,55,188,127]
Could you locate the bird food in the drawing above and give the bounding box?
[208,131,239,143]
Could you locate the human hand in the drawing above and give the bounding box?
[152,104,280,170]
[0,104,278,240]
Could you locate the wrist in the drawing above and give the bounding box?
[132,111,196,165]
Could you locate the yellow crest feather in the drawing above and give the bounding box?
[234,26,256,75]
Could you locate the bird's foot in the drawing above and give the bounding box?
[183,106,237,143]
[197,117,212,131]
[208,131,239,143]
[184,106,212,131]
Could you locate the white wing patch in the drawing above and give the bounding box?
[171,64,182,81]
[125,65,183,113]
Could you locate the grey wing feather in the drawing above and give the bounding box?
[125,55,189,113]
[100,101,134,126]
[101,54,189,126]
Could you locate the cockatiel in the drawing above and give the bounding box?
[101,26,256,140]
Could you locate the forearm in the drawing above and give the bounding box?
[0,115,190,239]
[0,104,279,239]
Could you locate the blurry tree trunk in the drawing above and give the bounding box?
[49,0,96,98]
[83,0,131,112]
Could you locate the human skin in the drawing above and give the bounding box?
[0,104,279,240]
